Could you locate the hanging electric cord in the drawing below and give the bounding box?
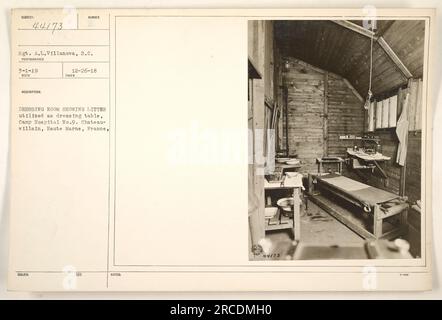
[364,26,374,110]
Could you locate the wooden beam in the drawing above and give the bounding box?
[283,86,289,156]
[332,20,378,40]
[343,78,364,102]
[377,36,413,79]
[323,72,329,157]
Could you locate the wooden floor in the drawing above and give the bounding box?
[266,199,364,245]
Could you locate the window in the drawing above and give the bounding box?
[367,94,398,131]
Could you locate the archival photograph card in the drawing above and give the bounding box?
[8,8,434,291]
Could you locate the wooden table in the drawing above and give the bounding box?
[264,175,303,241]
[275,163,301,173]
[309,173,409,239]
[346,148,390,179]
[316,157,345,174]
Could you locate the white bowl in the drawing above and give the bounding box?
[286,159,300,165]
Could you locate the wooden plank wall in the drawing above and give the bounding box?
[406,131,421,203]
[274,43,285,152]
[407,79,423,131]
[280,57,365,173]
[264,21,275,101]
[327,73,365,156]
[283,57,325,172]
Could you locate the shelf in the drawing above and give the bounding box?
[265,208,294,231]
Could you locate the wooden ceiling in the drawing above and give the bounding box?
[274,20,425,97]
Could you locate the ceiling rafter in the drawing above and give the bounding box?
[343,79,363,102]
[332,20,378,40]
[377,37,413,78]
[331,20,413,79]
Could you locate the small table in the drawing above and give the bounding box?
[275,163,301,173]
[346,148,390,179]
[316,157,345,174]
[264,174,303,241]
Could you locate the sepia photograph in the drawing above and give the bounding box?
[248,19,426,261]
[4,6,436,294]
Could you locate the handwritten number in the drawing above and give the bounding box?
[32,22,63,34]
